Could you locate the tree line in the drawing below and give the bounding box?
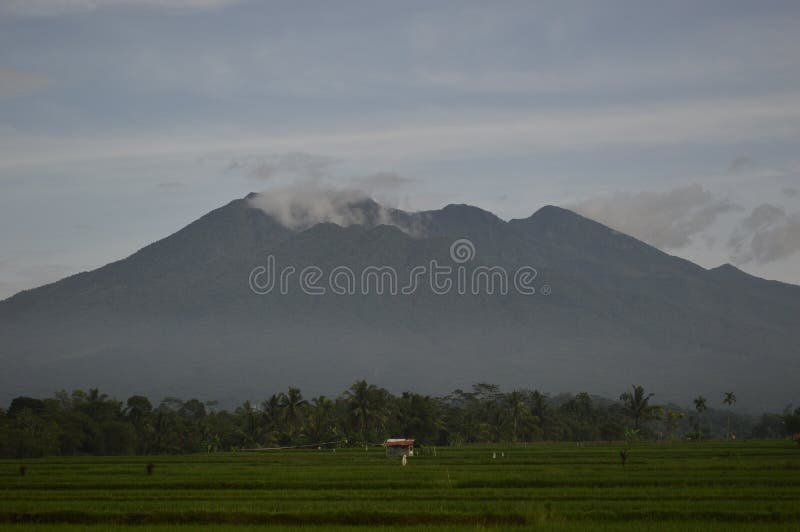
[2,382,799,457]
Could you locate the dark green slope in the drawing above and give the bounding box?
[1,194,797,409]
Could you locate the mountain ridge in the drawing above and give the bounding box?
[1,193,797,410]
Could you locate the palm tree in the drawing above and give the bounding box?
[693,395,707,440]
[506,390,527,442]
[723,392,737,439]
[344,380,386,447]
[260,393,284,440]
[124,395,154,453]
[125,395,153,427]
[281,387,308,440]
[237,400,260,446]
[307,396,336,443]
[530,390,548,420]
[619,385,657,430]
[82,388,111,421]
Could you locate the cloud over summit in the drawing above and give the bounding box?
[246,184,390,230]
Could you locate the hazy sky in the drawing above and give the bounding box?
[1,0,799,299]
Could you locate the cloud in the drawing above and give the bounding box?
[350,172,416,192]
[246,184,389,230]
[235,158,420,229]
[4,93,800,169]
[782,187,800,198]
[729,204,800,264]
[569,184,741,250]
[726,155,758,175]
[0,69,49,99]
[226,153,338,181]
[344,171,419,210]
[0,0,240,17]
[226,152,419,228]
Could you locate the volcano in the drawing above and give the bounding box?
[1,193,798,410]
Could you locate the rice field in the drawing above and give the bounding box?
[1,440,799,531]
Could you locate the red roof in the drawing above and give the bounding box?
[384,439,415,446]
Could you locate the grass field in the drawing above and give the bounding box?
[1,441,799,531]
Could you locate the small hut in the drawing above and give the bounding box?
[383,438,415,458]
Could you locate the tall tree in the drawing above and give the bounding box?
[506,390,527,442]
[395,392,441,444]
[306,396,337,444]
[344,380,386,447]
[619,385,657,430]
[235,401,260,447]
[693,396,707,440]
[125,395,153,453]
[529,390,551,439]
[281,387,308,441]
[723,392,737,439]
[260,393,284,442]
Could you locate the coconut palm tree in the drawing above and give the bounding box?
[306,396,336,443]
[620,385,657,430]
[693,395,707,440]
[344,380,386,447]
[506,390,527,442]
[723,392,737,439]
[260,393,284,441]
[530,390,548,420]
[281,387,308,441]
[237,400,260,447]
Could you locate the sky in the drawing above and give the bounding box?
[1,0,799,299]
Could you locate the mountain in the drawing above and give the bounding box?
[1,193,798,410]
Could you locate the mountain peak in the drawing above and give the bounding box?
[708,262,760,282]
[432,203,504,225]
[441,203,497,215]
[507,203,697,275]
[711,263,743,274]
[242,189,393,230]
[439,203,502,222]
[512,204,607,232]
[416,203,505,240]
[530,204,575,218]
[522,205,604,227]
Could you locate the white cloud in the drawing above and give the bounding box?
[569,184,741,250]
[3,94,800,169]
[346,172,418,209]
[729,204,800,264]
[246,184,378,230]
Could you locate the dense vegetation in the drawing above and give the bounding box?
[2,382,799,458]
[2,442,799,530]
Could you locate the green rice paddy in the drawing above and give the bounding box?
[1,440,799,531]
